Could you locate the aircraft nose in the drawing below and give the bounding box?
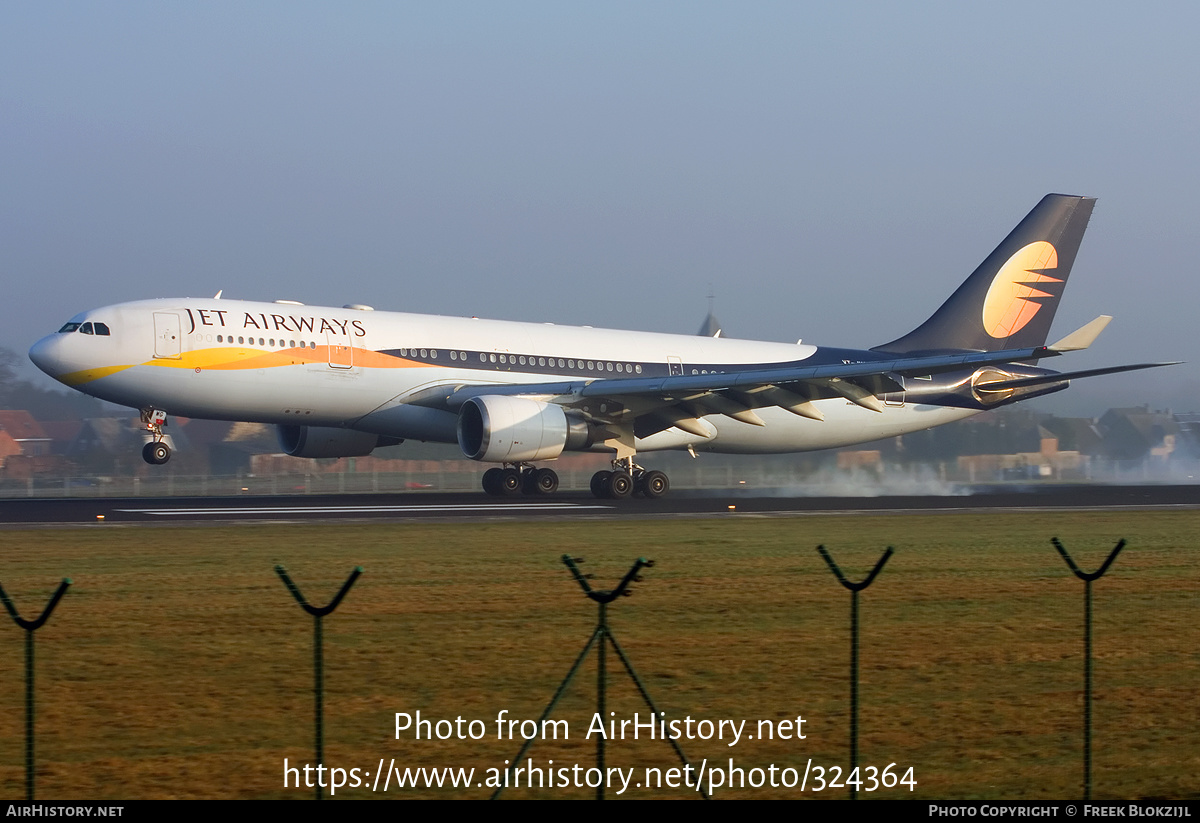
[28,334,64,379]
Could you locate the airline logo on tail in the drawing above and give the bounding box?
[982,241,1063,338]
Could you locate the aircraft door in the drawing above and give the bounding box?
[668,356,684,376]
[153,312,182,359]
[326,329,354,369]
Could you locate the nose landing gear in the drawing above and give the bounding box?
[140,408,171,465]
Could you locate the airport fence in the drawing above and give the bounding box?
[2,455,1198,498]
[0,513,1197,800]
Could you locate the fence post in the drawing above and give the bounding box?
[816,545,893,800]
[1051,537,1126,801]
[0,578,72,801]
[493,556,707,800]
[275,565,363,800]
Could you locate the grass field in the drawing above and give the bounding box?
[0,509,1197,800]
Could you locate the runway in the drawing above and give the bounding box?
[0,484,1197,525]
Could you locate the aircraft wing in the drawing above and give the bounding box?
[403,320,1175,439]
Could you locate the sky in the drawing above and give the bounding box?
[3,2,1197,415]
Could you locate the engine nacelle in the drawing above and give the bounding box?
[277,424,383,458]
[457,395,592,462]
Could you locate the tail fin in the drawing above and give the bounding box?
[872,194,1096,355]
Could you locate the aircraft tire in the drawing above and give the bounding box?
[482,467,504,496]
[498,468,522,495]
[521,467,538,494]
[640,470,669,498]
[143,442,170,465]
[533,468,559,495]
[590,470,612,498]
[608,472,633,499]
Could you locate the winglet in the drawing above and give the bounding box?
[1047,315,1112,352]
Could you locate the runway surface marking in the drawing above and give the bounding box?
[115,503,613,516]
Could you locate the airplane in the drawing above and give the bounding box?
[28,194,1173,499]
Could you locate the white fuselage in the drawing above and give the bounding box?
[30,297,978,457]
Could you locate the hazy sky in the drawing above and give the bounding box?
[3,2,1197,413]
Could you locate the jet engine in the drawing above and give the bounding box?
[277,424,386,458]
[457,395,594,462]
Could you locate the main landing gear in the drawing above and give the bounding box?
[481,464,560,496]
[140,408,171,465]
[479,459,671,499]
[590,458,669,500]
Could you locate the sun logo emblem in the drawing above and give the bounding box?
[981,241,1062,338]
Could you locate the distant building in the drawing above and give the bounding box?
[0,410,52,457]
[1098,406,1179,461]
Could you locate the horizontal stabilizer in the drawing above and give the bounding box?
[1047,316,1112,352]
[976,361,1181,391]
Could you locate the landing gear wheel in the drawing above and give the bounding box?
[590,470,612,498]
[482,467,505,496]
[608,472,633,499]
[532,468,559,495]
[521,467,538,494]
[639,470,669,499]
[142,441,171,465]
[498,468,522,495]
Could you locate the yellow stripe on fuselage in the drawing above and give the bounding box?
[60,364,136,387]
[60,347,430,387]
[142,346,430,371]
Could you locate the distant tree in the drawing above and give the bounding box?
[0,347,16,407]
[0,346,107,419]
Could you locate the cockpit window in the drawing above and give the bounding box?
[56,320,111,336]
